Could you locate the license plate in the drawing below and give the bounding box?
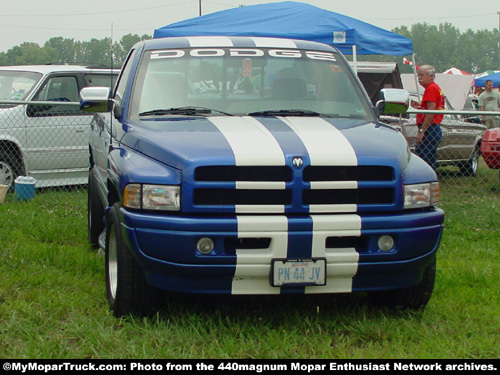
[271,258,326,287]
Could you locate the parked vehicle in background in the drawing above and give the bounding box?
[0,65,118,189]
[481,128,500,183]
[462,94,481,124]
[350,61,403,106]
[82,36,444,317]
[382,94,486,176]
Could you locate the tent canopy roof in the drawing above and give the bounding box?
[442,67,472,75]
[153,1,413,56]
[474,72,500,87]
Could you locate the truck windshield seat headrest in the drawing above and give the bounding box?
[271,77,306,100]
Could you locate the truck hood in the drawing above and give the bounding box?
[120,116,410,171]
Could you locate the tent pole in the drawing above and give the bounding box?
[412,54,420,100]
[352,45,358,75]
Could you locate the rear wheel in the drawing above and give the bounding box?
[367,257,436,310]
[459,144,480,176]
[106,203,163,317]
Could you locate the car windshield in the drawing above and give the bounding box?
[129,47,374,120]
[0,70,42,101]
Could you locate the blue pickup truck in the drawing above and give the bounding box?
[80,36,444,316]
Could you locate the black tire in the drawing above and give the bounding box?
[88,168,105,248]
[459,145,480,177]
[367,257,436,310]
[0,152,22,192]
[105,203,163,317]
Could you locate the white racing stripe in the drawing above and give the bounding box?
[187,36,234,47]
[210,115,361,294]
[186,36,298,48]
[232,215,288,294]
[208,116,285,166]
[230,214,362,295]
[209,116,358,167]
[235,181,286,189]
[251,37,298,48]
[306,214,361,294]
[208,116,287,214]
[281,116,359,213]
[279,117,358,166]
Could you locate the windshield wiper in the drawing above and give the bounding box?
[247,109,321,117]
[139,106,232,117]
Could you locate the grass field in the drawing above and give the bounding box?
[0,166,499,359]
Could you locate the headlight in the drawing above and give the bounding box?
[404,182,440,209]
[123,184,180,211]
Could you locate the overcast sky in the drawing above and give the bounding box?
[0,0,499,53]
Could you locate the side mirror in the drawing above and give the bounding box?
[376,88,410,115]
[79,87,112,113]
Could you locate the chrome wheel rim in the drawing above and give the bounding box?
[107,226,118,300]
[0,161,13,188]
[471,152,479,174]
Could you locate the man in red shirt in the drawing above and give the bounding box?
[413,65,444,171]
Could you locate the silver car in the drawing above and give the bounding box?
[0,65,118,189]
[382,95,486,176]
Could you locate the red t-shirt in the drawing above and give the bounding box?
[416,81,445,125]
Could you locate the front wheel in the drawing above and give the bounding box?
[106,203,163,317]
[88,168,105,248]
[367,257,436,310]
[0,152,21,192]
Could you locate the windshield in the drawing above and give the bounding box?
[0,71,42,101]
[129,47,374,120]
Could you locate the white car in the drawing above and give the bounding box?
[0,65,118,189]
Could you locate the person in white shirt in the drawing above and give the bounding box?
[478,80,500,128]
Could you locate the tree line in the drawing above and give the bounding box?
[0,23,498,73]
[0,34,151,68]
[393,23,500,74]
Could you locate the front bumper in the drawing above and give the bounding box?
[120,208,444,295]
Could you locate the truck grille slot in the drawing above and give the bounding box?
[224,237,272,250]
[194,189,292,205]
[304,188,394,205]
[326,236,367,250]
[195,166,292,182]
[303,166,394,181]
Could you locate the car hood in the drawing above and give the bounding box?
[119,116,410,172]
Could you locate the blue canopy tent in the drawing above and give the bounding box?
[474,72,500,88]
[153,1,413,57]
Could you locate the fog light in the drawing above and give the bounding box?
[197,237,214,254]
[378,235,394,252]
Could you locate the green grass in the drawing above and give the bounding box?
[0,168,499,359]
